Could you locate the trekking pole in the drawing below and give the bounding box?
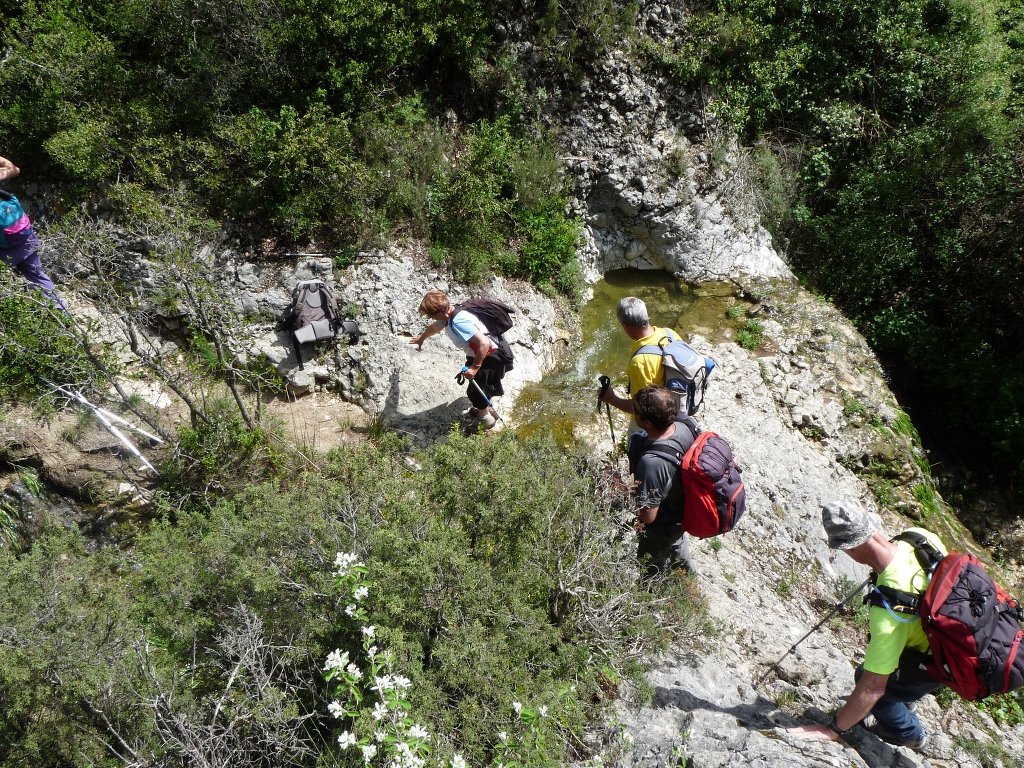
[597,375,616,450]
[456,367,508,429]
[47,382,159,474]
[755,576,872,686]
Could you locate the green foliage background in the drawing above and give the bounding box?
[0,428,702,766]
[0,0,604,299]
[651,0,1024,492]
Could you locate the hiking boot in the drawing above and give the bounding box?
[479,410,497,429]
[863,718,929,750]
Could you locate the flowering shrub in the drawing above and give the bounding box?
[324,553,584,768]
[325,552,456,768]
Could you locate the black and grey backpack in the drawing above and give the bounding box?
[289,279,361,368]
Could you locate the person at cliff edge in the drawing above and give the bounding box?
[787,499,946,751]
[599,296,680,435]
[409,290,513,429]
[0,155,66,311]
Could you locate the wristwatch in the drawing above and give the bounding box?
[826,716,850,737]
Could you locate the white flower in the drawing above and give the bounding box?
[497,731,508,742]
[345,604,358,617]
[324,649,350,671]
[328,700,346,719]
[511,701,522,715]
[392,674,412,690]
[372,701,389,721]
[346,662,363,680]
[337,730,358,748]
[538,705,548,717]
[408,723,429,740]
[372,675,394,694]
[362,625,376,639]
[375,730,387,742]
[360,744,378,762]
[354,585,369,601]
[367,645,380,658]
[451,755,468,768]
[334,552,363,576]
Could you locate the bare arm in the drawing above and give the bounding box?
[787,670,889,742]
[461,332,490,378]
[601,387,635,414]
[0,156,20,182]
[636,504,658,526]
[409,321,443,350]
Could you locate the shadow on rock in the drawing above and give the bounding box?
[378,368,479,445]
[652,688,923,767]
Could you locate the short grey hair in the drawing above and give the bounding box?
[617,296,649,329]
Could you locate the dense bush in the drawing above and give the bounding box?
[661,0,1024,488]
[0,1,592,297]
[0,423,706,766]
[0,270,106,402]
[431,118,583,297]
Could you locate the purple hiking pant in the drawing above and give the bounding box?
[1,228,66,311]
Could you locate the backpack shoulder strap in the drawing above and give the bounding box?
[864,531,944,615]
[894,531,944,576]
[865,580,922,618]
[640,441,684,464]
[677,415,701,440]
[631,329,679,359]
[631,344,660,359]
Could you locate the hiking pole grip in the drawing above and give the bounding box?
[597,375,610,413]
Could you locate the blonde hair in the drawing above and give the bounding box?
[418,290,450,316]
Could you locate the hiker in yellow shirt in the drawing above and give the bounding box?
[788,500,946,751]
[600,296,681,434]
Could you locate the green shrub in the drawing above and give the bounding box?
[0,273,107,402]
[429,118,580,296]
[0,428,708,764]
[515,197,583,297]
[736,319,764,350]
[665,0,1024,492]
[159,399,286,510]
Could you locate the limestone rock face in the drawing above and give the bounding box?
[560,49,792,284]
[602,280,1023,768]
[332,253,564,443]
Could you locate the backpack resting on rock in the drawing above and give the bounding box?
[289,279,361,369]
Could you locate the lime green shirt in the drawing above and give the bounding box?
[863,527,948,675]
[627,326,679,396]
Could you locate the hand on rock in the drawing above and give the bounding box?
[786,724,840,742]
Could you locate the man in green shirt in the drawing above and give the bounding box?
[788,500,945,750]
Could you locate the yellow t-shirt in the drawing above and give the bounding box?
[863,527,948,675]
[627,326,680,395]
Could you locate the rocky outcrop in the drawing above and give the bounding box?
[560,50,791,284]
[331,253,567,443]
[604,281,1023,768]
[219,247,568,443]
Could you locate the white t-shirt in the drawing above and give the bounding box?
[435,310,496,355]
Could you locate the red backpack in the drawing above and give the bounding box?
[679,431,746,538]
[871,532,1024,700]
[629,422,747,539]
